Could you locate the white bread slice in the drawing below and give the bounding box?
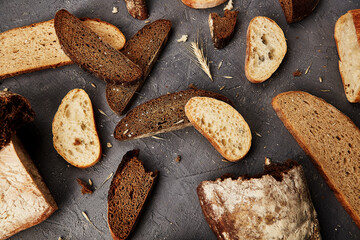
[0,18,126,80]
[52,89,101,168]
[181,0,227,9]
[0,136,57,240]
[185,97,251,161]
[334,10,360,103]
[245,16,287,83]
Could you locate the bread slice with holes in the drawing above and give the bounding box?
[335,9,360,103]
[52,89,101,168]
[272,91,360,228]
[245,16,287,83]
[185,97,251,161]
[0,18,125,80]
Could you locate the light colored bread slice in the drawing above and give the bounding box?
[0,136,57,240]
[245,16,287,83]
[52,89,101,168]
[272,91,360,228]
[0,18,126,80]
[334,9,360,103]
[181,0,227,9]
[185,97,251,161]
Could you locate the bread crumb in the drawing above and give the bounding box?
[175,155,181,163]
[218,60,223,69]
[88,179,93,186]
[3,88,8,92]
[305,64,312,74]
[219,86,225,91]
[177,35,188,43]
[236,93,240,98]
[112,7,118,14]
[319,77,323,82]
[224,0,233,10]
[265,157,271,165]
[293,70,302,77]
[145,20,151,23]
[107,142,112,148]
[189,83,196,89]
[321,89,330,92]
[77,178,93,194]
[58,237,63,240]
[255,131,262,137]
[91,83,96,88]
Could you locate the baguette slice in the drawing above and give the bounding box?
[272,91,360,228]
[209,10,239,49]
[181,0,227,9]
[124,0,149,20]
[114,88,232,141]
[197,160,321,240]
[278,0,320,23]
[54,9,142,85]
[108,149,158,240]
[185,97,251,161]
[245,16,287,83]
[0,136,57,240]
[106,19,172,115]
[334,9,360,103]
[0,18,125,80]
[52,89,101,168]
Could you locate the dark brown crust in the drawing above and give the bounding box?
[349,10,360,48]
[124,0,149,20]
[278,0,320,24]
[76,178,93,194]
[106,19,172,115]
[272,91,360,228]
[54,9,142,85]
[209,10,239,49]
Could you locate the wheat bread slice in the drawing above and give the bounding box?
[52,89,101,168]
[185,97,251,161]
[181,0,227,9]
[197,159,321,240]
[106,19,172,115]
[245,16,287,83]
[124,0,149,20]
[107,149,157,240]
[54,9,142,85]
[114,88,232,141]
[0,18,125,80]
[278,0,320,23]
[335,9,360,103]
[272,91,360,228]
[0,136,57,240]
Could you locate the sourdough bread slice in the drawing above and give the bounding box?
[278,0,320,23]
[209,10,239,49]
[197,160,321,240]
[335,9,360,103]
[0,91,35,149]
[124,0,149,20]
[108,149,157,240]
[181,0,227,9]
[54,9,142,85]
[52,89,101,168]
[114,88,232,141]
[106,19,172,114]
[245,16,287,83]
[0,136,57,240]
[272,91,360,228]
[0,18,125,80]
[185,97,251,161]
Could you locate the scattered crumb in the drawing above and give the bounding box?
[107,142,112,148]
[77,178,93,195]
[175,155,181,163]
[218,60,223,69]
[236,93,240,98]
[265,157,271,165]
[145,20,151,23]
[296,36,299,39]
[177,35,188,43]
[321,89,330,92]
[189,83,196,89]
[255,132,262,137]
[264,146,267,149]
[3,88,8,92]
[112,7,118,14]
[102,153,107,157]
[88,179,93,186]
[319,77,323,82]
[305,64,312,75]
[224,0,234,11]
[293,70,302,77]
[58,237,63,240]
[67,165,70,168]
[91,83,96,88]
[219,86,225,91]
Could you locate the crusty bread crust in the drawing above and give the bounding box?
[272,91,360,228]
[181,0,227,9]
[124,0,149,20]
[278,0,320,23]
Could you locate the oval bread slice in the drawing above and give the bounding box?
[185,97,251,162]
[181,0,227,9]
[52,89,101,168]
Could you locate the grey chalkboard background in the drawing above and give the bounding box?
[1,0,360,239]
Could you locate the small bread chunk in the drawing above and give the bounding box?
[278,0,320,23]
[124,0,149,20]
[52,89,101,168]
[245,16,287,83]
[209,10,239,49]
[108,149,158,240]
[335,9,360,103]
[185,97,251,161]
[181,0,227,9]
[272,91,360,228]
[197,160,321,240]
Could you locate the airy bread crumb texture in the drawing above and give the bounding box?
[52,89,101,168]
[185,97,251,161]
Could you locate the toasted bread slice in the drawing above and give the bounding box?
[124,0,149,20]
[181,0,227,9]
[0,18,125,80]
[54,9,142,85]
[278,0,320,23]
[52,89,101,168]
[245,16,287,83]
[335,9,360,103]
[185,97,251,161]
[272,91,360,228]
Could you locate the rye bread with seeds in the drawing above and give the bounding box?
[107,149,158,240]
[272,91,360,228]
[209,10,239,49]
[114,88,232,141]
[124,0,149,20]
[54,9,142,85]
[106,19,172,114]
[278,0,320,23]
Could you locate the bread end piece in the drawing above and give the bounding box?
[124,0,149,20]
[278,0,320,23]
[181,0,227,9]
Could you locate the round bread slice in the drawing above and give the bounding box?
[181,0,227,9]
[185,97,251,162]
[52,89,101,168]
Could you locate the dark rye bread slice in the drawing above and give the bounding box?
[208,10,239,49]
[0,91,35,149]
[125,0,149,20]
[106,19,172,114]
[278,0,320,23]
[54,9,142,85]
[107,149,158,240]
[114,88,232,141]
[272,91,360,228]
